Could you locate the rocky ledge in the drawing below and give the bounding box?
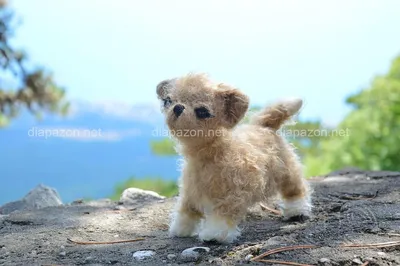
[0,169,399,266]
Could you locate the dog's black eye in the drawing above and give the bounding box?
[195,107,213,119]
[163,97,172,108]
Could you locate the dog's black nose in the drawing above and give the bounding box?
[173,104,185,117]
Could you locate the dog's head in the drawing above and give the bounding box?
[156,73,249,142]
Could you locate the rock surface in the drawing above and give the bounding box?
[0,170,399,265]
[0,184,62,215]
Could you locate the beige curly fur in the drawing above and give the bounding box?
[156,73,312,243]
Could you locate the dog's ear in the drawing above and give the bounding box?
[156,79,174,99]
[216,84,249,128]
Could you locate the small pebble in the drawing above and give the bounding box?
[370,226,381,233]
[114,234,119,238]
[352,258,363,265]
[209,258,224,264]
[377,252,386,256]
[181,247,210,261]
[59,251,66,257]
[167,254,176,260]
[245,254,254,261]
[319,258,331,263]
[60,245,65,249]
[85,256,93,262]
[31,250,37,256]
[133,250,155,260]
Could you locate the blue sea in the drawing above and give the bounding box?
[0,104,181,205]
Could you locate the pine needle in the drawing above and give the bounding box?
[67,237,145,245]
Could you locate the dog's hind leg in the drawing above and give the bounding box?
[169,194,203,238]
[278,160,312,221]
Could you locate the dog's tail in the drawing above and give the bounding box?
[249,98,303,130]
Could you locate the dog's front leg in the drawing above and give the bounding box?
[169,194,203,238]
[198,201,242,244]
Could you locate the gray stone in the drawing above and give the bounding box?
[84,256,93,263]
[132,250,155,261]
[0,184,62,214]
[319,258,331,263]
[120,188,165,205]
[167,254,176,260]
[181,247,210,261]
[352,258,363,265]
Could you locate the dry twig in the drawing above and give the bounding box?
[377,233,400,237]
[251,244,318,262]
[67,238,145,245]
[259,203,282,216]
[249,238,399,265]
[257,259,313,266]
[339,191,378,201]
[340,240,400,248]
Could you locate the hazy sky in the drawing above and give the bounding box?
[8,0,400,125]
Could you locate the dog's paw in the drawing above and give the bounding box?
[169,211,199,238]
[169,224,197,238]
[199,226,239,243]
[198,216,240,244]
[281,196,312,221]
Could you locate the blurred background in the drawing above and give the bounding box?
[0,0,399,205]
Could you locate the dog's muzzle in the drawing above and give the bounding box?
[173,104,185,117]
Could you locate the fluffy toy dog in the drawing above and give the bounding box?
[156,73,312,243]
